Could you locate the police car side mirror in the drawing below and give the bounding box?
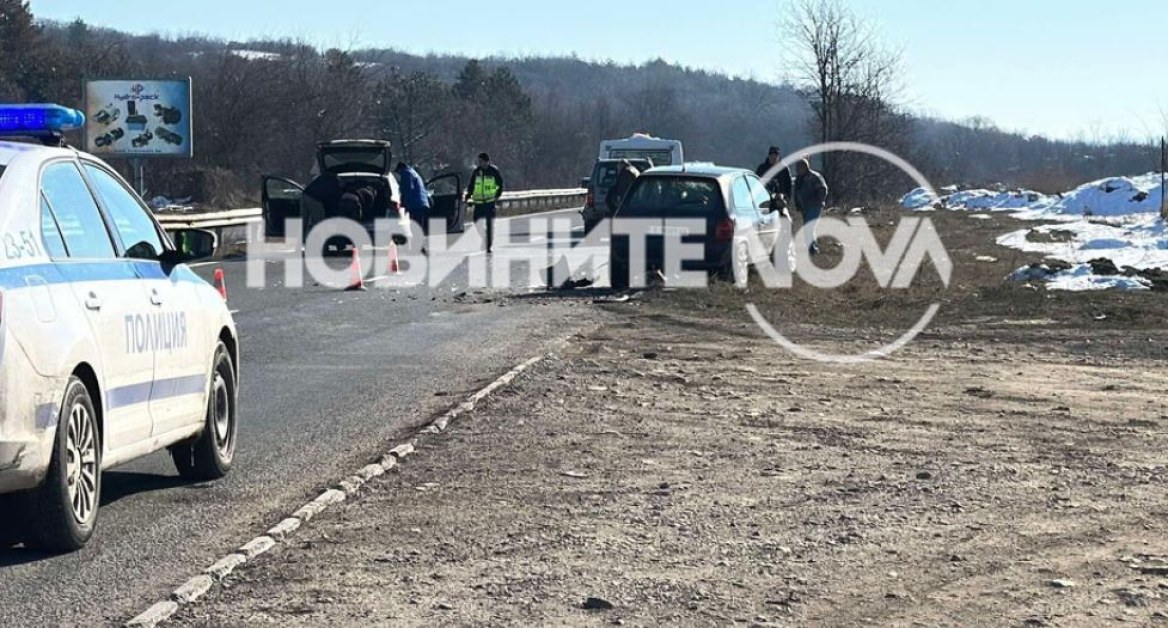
[165,228,218,265]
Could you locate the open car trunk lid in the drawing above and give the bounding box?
[317,140,392,176]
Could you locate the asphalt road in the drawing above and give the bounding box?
[0,209,606,626]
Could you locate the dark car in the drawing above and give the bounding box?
[262,140,467,255]
[609,165,783,289]
[581,158,655,232]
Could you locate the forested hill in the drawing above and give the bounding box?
[0,7,1157,204]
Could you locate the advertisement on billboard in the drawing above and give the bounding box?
[84,79,193,159]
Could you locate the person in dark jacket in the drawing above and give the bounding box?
[465,153,505,254]
[605,159,642,217]
[793,159,829,255]
[395,162,431,233]
[756,146,793,202]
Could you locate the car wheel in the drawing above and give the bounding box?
[172,342,237,481]
[22,377,101,553]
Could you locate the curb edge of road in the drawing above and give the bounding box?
[124,354,547,627]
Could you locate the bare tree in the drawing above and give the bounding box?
[780,0,908,202]
[373,69,453,169]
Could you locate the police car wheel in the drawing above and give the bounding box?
[171,343,237,481]
[23,377,101,552]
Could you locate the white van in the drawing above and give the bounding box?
[598,134,684,168]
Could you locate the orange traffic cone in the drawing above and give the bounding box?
[388,242,402,275]
[345,248,367,292]
[214,268,228,301]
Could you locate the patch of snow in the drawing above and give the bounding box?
[906,172,1167,292]
[900,188,939,210]
[1008,263,1151,292]
[230,49,282,62]
[996,217,1168,272]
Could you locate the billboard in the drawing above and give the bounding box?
[84,79,193,159]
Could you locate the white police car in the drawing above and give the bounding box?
[0,105,239,552]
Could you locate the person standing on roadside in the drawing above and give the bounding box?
[793,158,829,256]
[756,146,793,204]
[465,153,505,255]
[605,159,643,217]
[395,161,431,233]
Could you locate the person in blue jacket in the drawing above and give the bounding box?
[395,162,432,236]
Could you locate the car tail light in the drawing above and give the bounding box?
[715,218,735,243]
[389,199,402,217]
[585,191,594,209]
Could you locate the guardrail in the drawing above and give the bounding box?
[152,188,589,232]
[154,207,263,231]
[486,188,587,215]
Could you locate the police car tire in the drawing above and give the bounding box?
[23,377,101,553]
[0,495,25,546]
[172,343,237,481]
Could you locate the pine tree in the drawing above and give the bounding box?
[0,0,41,100]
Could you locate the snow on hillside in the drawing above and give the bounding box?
[230,49,282,61]
[902,173,1167,291]
[902,172,1164,218]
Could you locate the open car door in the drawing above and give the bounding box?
[426,172,466,234]
[262,176,305,238]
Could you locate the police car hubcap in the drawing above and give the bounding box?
[66,404,98,524]
[212,374,231,447]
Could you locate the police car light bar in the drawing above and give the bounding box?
[0,104,86,135]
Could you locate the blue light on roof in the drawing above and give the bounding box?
[0,104,85,135]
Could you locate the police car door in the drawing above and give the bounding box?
[40,161,154,451]
[81,162,207,439]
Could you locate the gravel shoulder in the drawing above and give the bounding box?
[172,305,1168,626]
[172,209,1168,627]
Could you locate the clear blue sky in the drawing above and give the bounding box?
[29,0,1168,141]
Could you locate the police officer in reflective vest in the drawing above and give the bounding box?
[465,152,505,254]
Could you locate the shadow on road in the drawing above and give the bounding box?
[100,470,211,507]
[0,471,207,567]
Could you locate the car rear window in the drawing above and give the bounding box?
[320,148,388,175]
[594,163,621,189]
[593,160,654,192]
[609,150,675,166]
[620,177,723,217]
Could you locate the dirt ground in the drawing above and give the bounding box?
[172,210,1168,627]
